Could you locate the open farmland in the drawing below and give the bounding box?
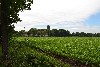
[0,37,70,67]
[1,37,100,67]
[15,37,100,67]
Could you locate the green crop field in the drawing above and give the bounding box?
[0,37,100,67]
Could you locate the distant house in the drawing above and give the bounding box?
[24,32,28,37]
[19,25,50,37]
[19,25,51,37]
[36,25,50,37]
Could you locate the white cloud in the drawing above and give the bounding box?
[14,0,100,33]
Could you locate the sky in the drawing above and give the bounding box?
[14,0,100,33]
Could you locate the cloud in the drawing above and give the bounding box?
[14,0,100,33]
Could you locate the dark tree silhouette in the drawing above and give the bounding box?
[28,28,37,37]
[58,29,67,37]
[51,29,59,37]
[11,27,100,37]
[0,0,33,62]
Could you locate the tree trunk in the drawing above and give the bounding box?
[0,0,9,61]
[0,0,1,44]
[1,25,9,60]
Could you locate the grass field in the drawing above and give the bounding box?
[0,37,100,67]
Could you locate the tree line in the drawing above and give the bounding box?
[13,28,100,37]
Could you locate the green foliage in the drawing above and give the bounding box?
[16,37,100,67]
[0,0,33,64]
[6,0,33,24]
[28,28,37,37]
[0,0,33,39]
[1,37,100,66]
[5,38,70,67]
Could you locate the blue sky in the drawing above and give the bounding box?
[14,0,100,33]
[85,12,100,26]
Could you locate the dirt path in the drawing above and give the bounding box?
[32,46,92,67]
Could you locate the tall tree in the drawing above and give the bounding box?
[51,29,59,37]
[28,28,37,37]
[66,30,70,37]
[19,30,26,36]
[58,29,66,37]
[0,0,33,62]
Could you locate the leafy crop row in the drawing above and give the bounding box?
[0,37,70,67]
[17,37,100,67]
